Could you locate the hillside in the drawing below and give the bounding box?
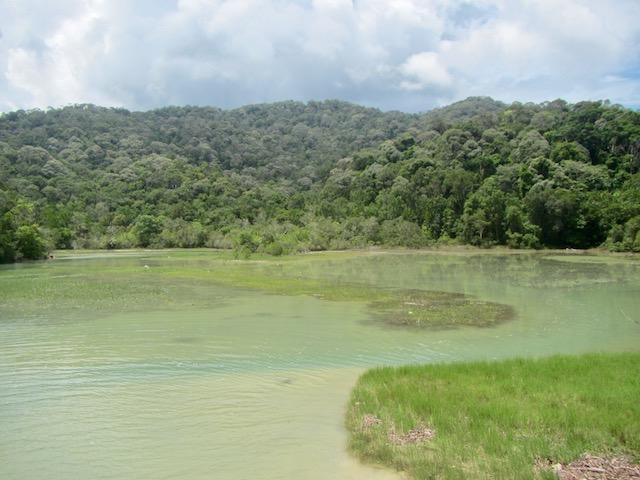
[1,97,639,261]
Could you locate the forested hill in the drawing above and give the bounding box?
[1,97,639,261]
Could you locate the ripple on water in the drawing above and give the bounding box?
[1,252,639,480]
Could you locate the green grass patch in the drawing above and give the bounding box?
[346,353,640,479]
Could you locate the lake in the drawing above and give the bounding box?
[1,250,639,479]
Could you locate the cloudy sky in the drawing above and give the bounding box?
[1,0,639,113]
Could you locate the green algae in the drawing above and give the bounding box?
[1,250,516,329]
[369,290,516,329]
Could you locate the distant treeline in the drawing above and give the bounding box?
[1,97,639,261]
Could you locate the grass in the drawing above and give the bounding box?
[346,353,640,479]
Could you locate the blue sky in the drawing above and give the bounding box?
[0,0,639,113]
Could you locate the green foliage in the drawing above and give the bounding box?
[379,217,431,247]
[52,227,74,249]
[608,216,640,252]
[14,224,48,260]
[460,179,507,245]
[0,194,49,261]
[133,215,163,247]
[232,230,260,259]
[0,230,16,263]
[1,97,639,262]
[347,353,640,479]
[159,219,207,248]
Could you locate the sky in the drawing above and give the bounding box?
[0,0,639,113]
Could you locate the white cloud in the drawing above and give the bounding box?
[6,48,42,99]
[0,0,639,112]
[399,52,452,90]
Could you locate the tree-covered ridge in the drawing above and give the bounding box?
[0,100,419,179]
[0,97,638,261]
[315,99,640,251]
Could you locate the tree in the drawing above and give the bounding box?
[525,183,583,247]
[133,215,162,247]
[1,97,639,257]
[460,179,507,245]
[15,225,48,260]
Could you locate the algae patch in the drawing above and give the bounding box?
[2,251,517,330]
[369,290,515,329]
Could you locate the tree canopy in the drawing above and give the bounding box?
[1,97,639,261]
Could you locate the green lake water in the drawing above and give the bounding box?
[1,250,639,479]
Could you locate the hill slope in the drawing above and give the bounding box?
[1,98,638,261]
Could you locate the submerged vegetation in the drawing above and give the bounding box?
[1,97,640,262]
[347,353,640,480]
[0,250,514,330]
[369,290,514,329]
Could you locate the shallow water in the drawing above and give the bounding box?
[1,251,639,479]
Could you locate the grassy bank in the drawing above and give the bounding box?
[347,353,640,479]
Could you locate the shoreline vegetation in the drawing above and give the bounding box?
[347,354,640,480]
[48,244,640,258]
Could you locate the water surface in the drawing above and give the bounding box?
[1,251,639,479]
